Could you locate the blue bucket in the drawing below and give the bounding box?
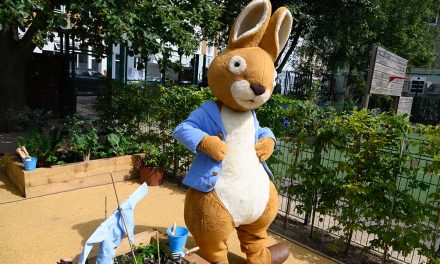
[23,157,38,171]
[166,226,189,253]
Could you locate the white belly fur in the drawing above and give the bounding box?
[215,106,270,227]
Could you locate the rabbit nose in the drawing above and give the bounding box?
[250,83,265,96]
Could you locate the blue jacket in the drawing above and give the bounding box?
[173,100,276,193]
[78,183,148,264]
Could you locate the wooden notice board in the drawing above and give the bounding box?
[362,46,408,109]
[397,96,414,116]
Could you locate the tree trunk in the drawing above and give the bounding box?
[0,21,42,130]
[0,53,27,111]
[0,26,33,131]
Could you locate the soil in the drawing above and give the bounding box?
[269,215,398,264]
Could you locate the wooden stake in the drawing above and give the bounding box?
[156,231,161,264]
[171,222,177,236]
[110,172,138,264]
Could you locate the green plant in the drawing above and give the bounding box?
[331,110,431,261]
[135,242,164,263]
[411,96,440,125]
[18,107,53,132]
[275,100,341,236]
[138,142,168,168]
[17,127,63,166]
[70,127,100,161]
[95,81,150,135]
[104,130,140,157]
[418,124,440,262]
[64,115,101,161]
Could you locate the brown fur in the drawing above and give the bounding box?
[197,135,227,162]
[255,137,276,162]
[185,182,279,263]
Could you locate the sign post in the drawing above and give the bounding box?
[362,46,409,112]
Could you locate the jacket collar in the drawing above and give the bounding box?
[200,100,224,130]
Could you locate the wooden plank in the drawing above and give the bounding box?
[25,165,75,187]
[366,46,408,98]
[4,154,141,198]
[373,72,405,84]
[4,154,26,196]
[370,78,405,96]
[373,63,405,78]
[377,46,408,65]
[25,169,132,198]
[375,53,407,72]
[397,96,414,116]
[73,158,116,178]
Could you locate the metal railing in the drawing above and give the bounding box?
[271,138,439,264]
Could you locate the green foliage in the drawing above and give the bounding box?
[331,110,431,260]
[104,130,141,157]
[95,81,150,135]
[410,96,440,125]
[64,116,101,161]
[138,142,168,168]
[0,0,223,58]
[368,94,394,113]
[135,242,163,263]
[418,124,440,261]
[17,127,63,166]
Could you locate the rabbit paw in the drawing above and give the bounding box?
[197,135,228,162]
[255,138,275,162]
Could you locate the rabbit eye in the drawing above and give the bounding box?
[228,55,247,75]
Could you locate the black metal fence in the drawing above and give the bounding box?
[272,138,438,264]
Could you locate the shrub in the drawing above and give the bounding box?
[410,96,440,125]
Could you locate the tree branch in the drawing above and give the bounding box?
[276,23,305,73]
[19,5,54,54]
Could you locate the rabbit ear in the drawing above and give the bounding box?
[228,0,272,49]
[259,7,293,62]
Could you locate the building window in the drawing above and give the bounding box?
[410,80,425,93]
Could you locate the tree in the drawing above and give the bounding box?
[216,0,440,102]
[0,0,222,125]
[301,0,440,99]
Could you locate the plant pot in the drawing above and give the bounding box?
[140,166,164,186]
[23,157,38,171]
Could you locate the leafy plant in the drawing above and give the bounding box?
[17,127,63,166]
[104,130,140,157]
[331,110,431,261]
[64,115,101,161]
[70,127,100,161]
[138,142,168,168]
[418,124,440,262]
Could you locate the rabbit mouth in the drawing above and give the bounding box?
[230,80,272,109]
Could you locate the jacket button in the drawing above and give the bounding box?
[217,133,223,139]
[213,171,218,176]
[207,184,213,188]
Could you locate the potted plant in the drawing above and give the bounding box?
[136,142,167,186]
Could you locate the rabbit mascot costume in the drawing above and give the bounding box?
[173,0,292,263]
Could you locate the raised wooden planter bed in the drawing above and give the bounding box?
[3,153,142,198]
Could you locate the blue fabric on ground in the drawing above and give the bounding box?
[77,183,148,264]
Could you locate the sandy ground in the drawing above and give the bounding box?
[0,158,337,264]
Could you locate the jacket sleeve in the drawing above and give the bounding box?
[173,108,209,154]
[257,125,277,151]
